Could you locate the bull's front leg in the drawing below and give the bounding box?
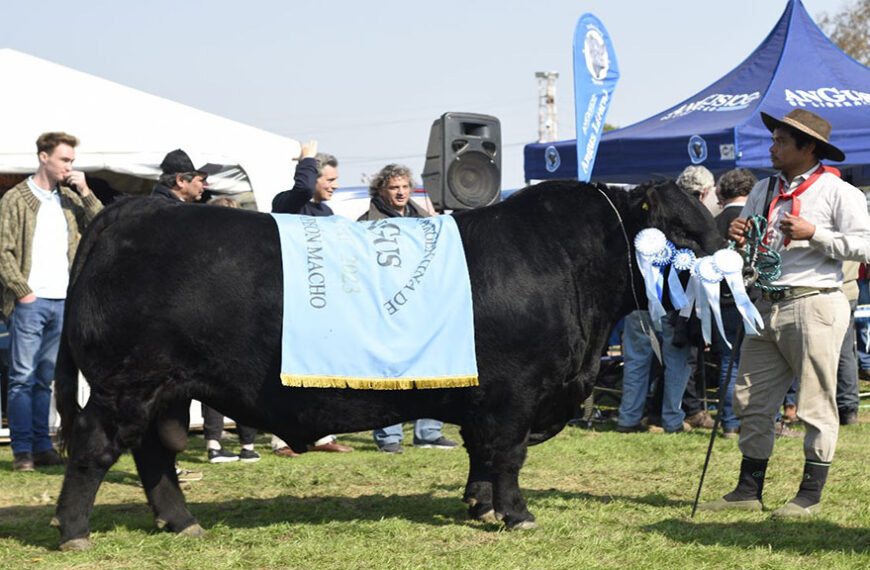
[492,442,537,530]
[54,405,123,550]
[461,421,536,530]
[463,447,499,523]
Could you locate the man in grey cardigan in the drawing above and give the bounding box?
[0,132,102,471]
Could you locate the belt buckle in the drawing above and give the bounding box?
[770,290,785,302]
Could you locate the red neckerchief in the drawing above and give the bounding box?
[765,164,833,246]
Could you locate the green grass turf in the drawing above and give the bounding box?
[1,414,869,569]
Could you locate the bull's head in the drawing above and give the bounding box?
[629,180,726,256]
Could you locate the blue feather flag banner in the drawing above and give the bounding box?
[573,13,620,182]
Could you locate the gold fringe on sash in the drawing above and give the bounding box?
[280,374,479,390]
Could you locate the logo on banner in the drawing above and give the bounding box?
[784,87,870,108]
[545,146,561,172]
[688,135,707,164]
[584,29,609,82]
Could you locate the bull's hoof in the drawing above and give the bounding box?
[506,520,538,531]
[177,523,207,538]
[476,509,502,524]
[59,537,93,551]
[468,502,502,523]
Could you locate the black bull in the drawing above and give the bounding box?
[52,179,723,549]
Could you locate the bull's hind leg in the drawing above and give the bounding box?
[132,408,203,537]
[55,404,124,550]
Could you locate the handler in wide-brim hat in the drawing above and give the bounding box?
[697,108,870,518]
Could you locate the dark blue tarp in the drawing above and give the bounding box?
[524,0,870,185]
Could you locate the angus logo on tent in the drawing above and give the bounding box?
[688,135,707,164]
[784,87,870,108]
[583,27,609,82]
[545,146,561,172]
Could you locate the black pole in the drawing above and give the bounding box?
[690,323,746,518]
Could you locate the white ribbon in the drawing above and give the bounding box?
[667,249,694,312]
[679,275,699,320]
[713,249,764,337]
[635,228,669,330]
[690,260,711,343]
[694,256,728,348]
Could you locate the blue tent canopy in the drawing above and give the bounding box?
[524,0,870,185]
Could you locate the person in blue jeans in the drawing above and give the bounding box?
[855,277,870,373]
[358,164,460,454]
[373,419,456,454]
[0,132,102,471]
[617,310,693,433]
[711,168,757,438]
[715,304,743,438]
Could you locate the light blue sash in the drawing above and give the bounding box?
[271,214,479,389]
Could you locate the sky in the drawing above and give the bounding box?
[2,0,838,191]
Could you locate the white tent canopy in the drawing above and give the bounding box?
[0,48,300,211]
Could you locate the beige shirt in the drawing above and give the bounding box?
[740,164,870,288]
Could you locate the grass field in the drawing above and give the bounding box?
[1,413,869,569]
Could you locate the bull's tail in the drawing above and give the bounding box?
[54,321,81,455]
[57,197,156,454]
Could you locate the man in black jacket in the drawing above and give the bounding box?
[269,140,350,455]
[357,163,457,453]
[271,140,338,215]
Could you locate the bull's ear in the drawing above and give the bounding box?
[639,183,666,225]
[626,182,656,224]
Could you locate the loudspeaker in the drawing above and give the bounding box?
[422,112,501,211]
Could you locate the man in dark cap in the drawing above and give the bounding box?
[699,109,870,518]
[151,149,221,203]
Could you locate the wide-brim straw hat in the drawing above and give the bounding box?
[760,109,846,162]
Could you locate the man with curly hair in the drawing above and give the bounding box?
[358,164,457,453]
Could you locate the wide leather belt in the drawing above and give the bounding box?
[761,286,840,303]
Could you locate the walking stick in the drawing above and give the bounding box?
[690,323,746,518]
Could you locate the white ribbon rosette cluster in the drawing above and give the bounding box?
[634,228,763,347]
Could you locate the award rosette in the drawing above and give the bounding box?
[666,248,694,312]
[713,248,763,337]
[692,256,726,347]
[634,228,669,329]
[632,225,762,353]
